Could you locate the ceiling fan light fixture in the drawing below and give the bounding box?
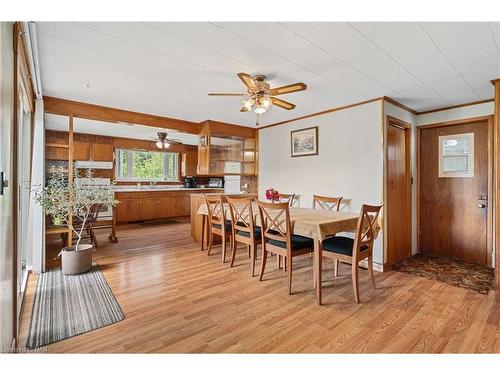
[156,140,164,149]
[242,98,254,110]
[261,96,272,109]
[253,105,267,115]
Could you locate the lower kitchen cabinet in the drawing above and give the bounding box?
[115,190,218,223]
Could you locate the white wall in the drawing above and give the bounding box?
[0,22,15,351]
[417,101,494,126]
[384,101,418,255]
[259,101,384,264]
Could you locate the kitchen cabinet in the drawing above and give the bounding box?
[196,121,257,176]
[115,190,219,223]
[91,143,113,161]
[74,141,90,160]
[116,198,142,222]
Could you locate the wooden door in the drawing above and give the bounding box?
[419,120,489,265]
[386,121,412,265]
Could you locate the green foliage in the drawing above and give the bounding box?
[30,167,119,250]
[118,149,178,181]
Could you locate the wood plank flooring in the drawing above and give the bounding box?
[19,219,500,353]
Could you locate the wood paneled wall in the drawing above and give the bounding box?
[46,130,199,182]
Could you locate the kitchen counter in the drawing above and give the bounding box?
[113,187,224,193]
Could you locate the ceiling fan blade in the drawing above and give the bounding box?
[208,93,247,96]
[269,82,307,96]
[240,106,249,112]
[271,97,296,110]
[237,72,258,91]
[166,139,183,145]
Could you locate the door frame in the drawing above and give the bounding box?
[384,115,412,267]
[416,115,494,267]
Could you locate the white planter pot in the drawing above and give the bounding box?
[61,244,93,275]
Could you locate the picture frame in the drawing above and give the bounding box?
[290,126,318,157]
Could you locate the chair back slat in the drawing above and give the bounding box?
[353,204,383,258]
[227,197,255,236]
[257,201,291,244]
[313,195,343,211]
[278,193,296,207]
[205,195,226,226]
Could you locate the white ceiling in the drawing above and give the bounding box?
[37,22,500,127]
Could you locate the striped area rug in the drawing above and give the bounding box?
[26,264,124,349]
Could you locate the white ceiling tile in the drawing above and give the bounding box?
[37,22,500,126]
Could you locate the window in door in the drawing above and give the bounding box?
[438,133,474,178]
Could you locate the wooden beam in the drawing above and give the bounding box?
[493,79,500,290]
[43,96,201,134]
[204,119,256,139]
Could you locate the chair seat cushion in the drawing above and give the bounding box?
[213,220,232,232]
[321,236,368,256]
[236,226,261,239]
[267,234,313,251]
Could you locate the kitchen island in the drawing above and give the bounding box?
[190,192,257,244]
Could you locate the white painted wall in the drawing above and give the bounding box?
[259,101,384,264]
[417,102,494,126]
[384,101,418,255]
[0,22,15,351]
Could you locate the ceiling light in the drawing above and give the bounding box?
[242,98,254,110]
[261,96,272,109]
[156,140,164,149]
[254,105,266,115]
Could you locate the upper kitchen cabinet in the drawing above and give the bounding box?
[197,120,257,176]
[91,142,113,162]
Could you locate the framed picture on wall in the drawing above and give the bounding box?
[290,126,318,157]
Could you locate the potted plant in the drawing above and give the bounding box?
[31,167,118,274]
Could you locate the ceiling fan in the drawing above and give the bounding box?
[155,132,182,149]
[208,73,307,119]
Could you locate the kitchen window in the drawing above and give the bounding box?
[116,149,179,181]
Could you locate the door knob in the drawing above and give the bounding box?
[478,204,486,208]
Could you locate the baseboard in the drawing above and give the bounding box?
[359,259,384,273]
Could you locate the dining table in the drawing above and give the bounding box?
[197,202,379,305]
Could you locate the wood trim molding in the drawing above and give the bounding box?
[493,79,500,290]
[259,97,384,130]
[383,96,419,115]
[417,98,495,115]
[417,115,493,130]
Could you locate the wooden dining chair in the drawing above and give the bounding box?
[205,195,233,263]
[320,204,382,303]
[313,195,343,211]
[257,201,314,295]
[227,197,261,276]
[278,193,297,207]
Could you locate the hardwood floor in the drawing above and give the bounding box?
[19,218,500,353]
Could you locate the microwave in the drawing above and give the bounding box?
[208,178,223,188]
